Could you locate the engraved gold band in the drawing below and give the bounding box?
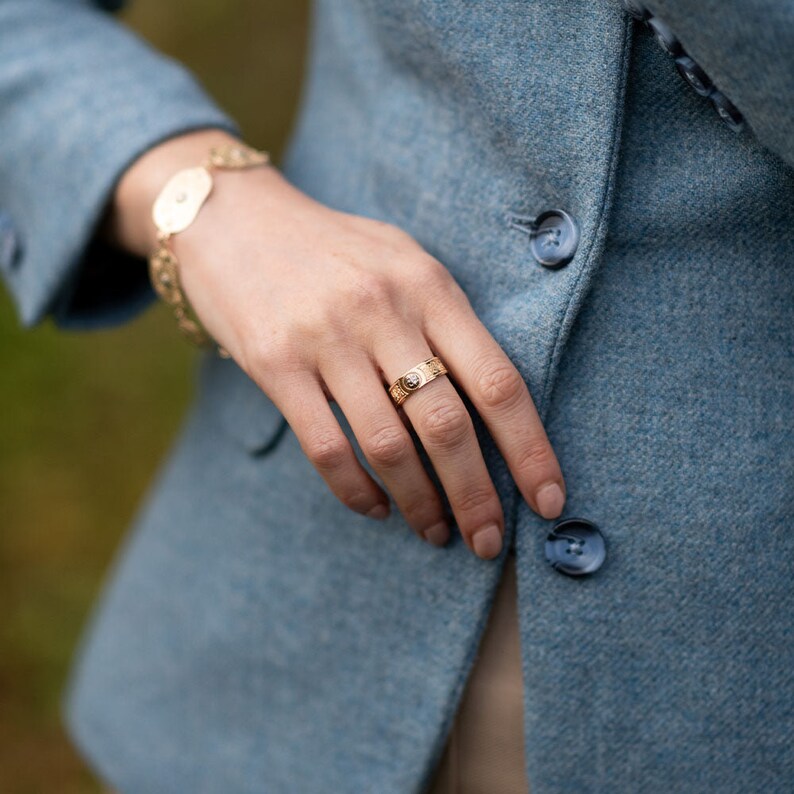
[387,356,449,406]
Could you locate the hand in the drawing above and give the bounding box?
[105,129,567,559]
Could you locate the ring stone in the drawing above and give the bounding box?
[403,372,422,390]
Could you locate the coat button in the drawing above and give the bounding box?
[647,17,682,57]
[529,209,579,269]
[709,90,745,132]
[674,54,713,97]
[545,517,606,576]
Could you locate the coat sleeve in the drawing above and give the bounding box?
[638,0,794,168]
[0,0,243,329]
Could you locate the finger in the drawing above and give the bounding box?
[318,350,450,547]
[264,370,391,520]
[374,332,505,560]
[424,300,566,520]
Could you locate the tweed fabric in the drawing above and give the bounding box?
[1,1,792,792]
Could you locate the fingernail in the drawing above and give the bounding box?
[472,524,502,559]
[423,522,449,547]
[367,503,390,520]
[535,482,565,519]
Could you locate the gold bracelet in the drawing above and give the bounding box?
[148,142,270,356]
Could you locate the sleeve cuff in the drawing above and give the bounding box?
[0,0,244,329]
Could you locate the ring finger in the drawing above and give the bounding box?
[318,350,451,547]
[374,332,506,559]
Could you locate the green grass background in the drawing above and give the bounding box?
[0,2,308,790]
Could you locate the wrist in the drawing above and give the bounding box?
[145,140,271,355]
[100,127,244,258]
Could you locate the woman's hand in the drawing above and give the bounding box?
[104,129,567,559]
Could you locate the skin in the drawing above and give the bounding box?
[102,128,567,560]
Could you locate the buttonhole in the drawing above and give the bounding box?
[506,211,537,236]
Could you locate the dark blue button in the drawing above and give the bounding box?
[529,210,579,269]
[675,54,713,97]
[545,517,606,577]
[621,1,649,20]
[709,90,745,133]
[648,17,682,57]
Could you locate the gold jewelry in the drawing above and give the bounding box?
[148,142,270,356]
[387,356,449,406]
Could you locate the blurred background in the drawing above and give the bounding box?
[0,1,309,790]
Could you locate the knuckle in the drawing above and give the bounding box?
[515,437,555,474]
[376,220,415,246]
[455,485,498,516]
[419,399,472,448]
[414,255,454,295]
[345,272,393,312]
[363,425,412,467]
[246,334,297,377]
[338,488,376,514]
[305,431,351,470]
[475,362,526,410]
[402,496,442,529]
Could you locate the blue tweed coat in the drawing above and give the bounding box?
[1,0,792,791]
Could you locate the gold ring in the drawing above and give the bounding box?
[387,356,449,406]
